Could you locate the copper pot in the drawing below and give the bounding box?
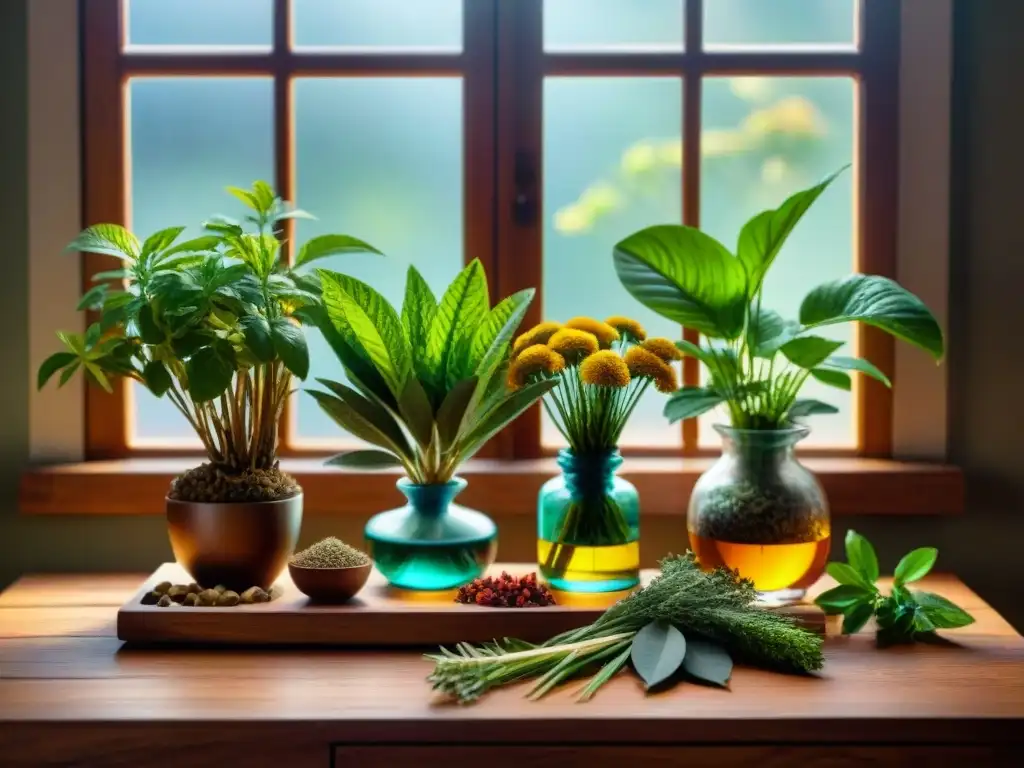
[166,494,303,591]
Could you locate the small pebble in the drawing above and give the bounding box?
[153,581,173,595]
[157,595,173,607]
[183,592,199,606]
[198,589,220,606]
[217,590,240,607]
[214,585,227,594]
[140,591,161,605]
[167,585,189,603]
[186,583,202,594]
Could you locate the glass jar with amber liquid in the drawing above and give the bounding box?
[688,425,830,602]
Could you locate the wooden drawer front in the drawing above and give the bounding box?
[333,745,1017,768]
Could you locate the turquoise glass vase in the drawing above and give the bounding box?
[537,449,640,593]
[365,477,497,590]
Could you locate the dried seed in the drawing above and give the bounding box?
[198,589,220,606]
[214,584,227,594]
[183,592,199,607]
[217,591,240,607]
[157,595,173,607]
[153,581,173,595]
[140,591,161,605]
[240,587,261,604]
[186,583,202,594]
[167,585,190,603]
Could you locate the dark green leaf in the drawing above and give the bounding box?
[630,621,687,689]
[185,345,235,402]
[58,361,81,387]
[614,224,748,338]
[810,368,851,390]
[309,389,411,459]
[37,352,77,390]
[781,335,845,369]
[663,387,724,424]
[681,638,732,688]
[171,331,212,358]
[156,234,221,263]
[84,323,102,349]
[845,530,880,584]
[912,607,936,633]
[91,268,130,282]
[468,289,533,371]
[401,265,437,372]
[841,601,875,635]
[435,260,490,389]
[816,355,891,388]
[787,399,839,419]
[240,315,274,362]
[737,167,846,297]
[749,307,801,358]
[270,317,309,379]
[315,378,411,454]
[324,449,403,470]
[911,591,975,629]
[893,547,938,586]
[458,378,559,459]
[142,360,173,397]
[674,339,713,364]
[203,215,244,238]
[136,305,164,345]
[67,224,140,261]
[77,283,109,311]
[800,274,944,360]
[141,226,186,258]
[436,377,479,448]
[464,289,534,420]
[826,562,874,590]
[398,376,435,448]
[295,233,382,268]
[814,584,875,615]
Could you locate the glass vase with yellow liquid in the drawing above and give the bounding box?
[538,449,640,593]
[688,425,830,602]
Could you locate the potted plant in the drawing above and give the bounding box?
[613,167,944,601]
[308,260,556,590]
[509,317,680,592]
[38,181,380,591]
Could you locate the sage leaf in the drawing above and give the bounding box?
[787,399,839,419]
[630,621,687,689]
[681,638,733,688]
[911,591,975,629]
[814,584,874,614]
[841,601,875,635]
[325,449,403,470]
[893,547,938,586]
[844,529,880,583]
[663,387,725,423]
[826,562,873,590]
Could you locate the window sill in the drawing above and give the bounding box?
[19,458,964,516]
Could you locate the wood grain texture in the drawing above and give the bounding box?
[114,563,824,646]
[19,457,965,516]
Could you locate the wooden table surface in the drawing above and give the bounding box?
[1,573,1023,768]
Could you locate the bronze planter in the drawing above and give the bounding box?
[166,494,303,591]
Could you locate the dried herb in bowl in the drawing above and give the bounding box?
[290,537,370,569]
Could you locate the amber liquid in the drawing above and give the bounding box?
[688,533,831,593]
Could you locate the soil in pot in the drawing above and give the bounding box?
[168,462,300,503]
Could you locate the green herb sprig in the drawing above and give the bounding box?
[427,553,823,704]
[815,530,975,646]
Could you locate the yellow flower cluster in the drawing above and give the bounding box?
[512,321,561,356]
[580,350,631,388]
[624,347,679,394]
[605,316,647,342]
[508,344,566,389]
[547,328,600,364]
[564,317,619,348]
[641,337,683,362]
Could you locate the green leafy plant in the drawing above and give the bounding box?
[612,166,945,429]
[309,260,557,484]
[815,530,974,645]
[38,181,379,501]
[427,553,823,704]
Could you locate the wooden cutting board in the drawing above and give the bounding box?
[116,562,827,646]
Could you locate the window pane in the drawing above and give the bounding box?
[292,0,462,51]
[698,76,856,447]
[128,77,274,444]
[704,0,856,49]
[293,78,463,444]
[544,0,684,52]
[126,0,273,49]
[544,77,683,449]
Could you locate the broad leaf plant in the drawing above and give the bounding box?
[613,166,945,429]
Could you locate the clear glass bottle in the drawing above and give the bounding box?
[365,477,497,591]
[688,425,831,602]
[537,449,640,593]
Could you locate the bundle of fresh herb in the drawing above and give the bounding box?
[815,530,974,646]
[426,553,823,703]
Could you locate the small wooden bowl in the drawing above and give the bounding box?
[288,561,373,603]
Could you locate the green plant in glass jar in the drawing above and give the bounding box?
[613,167,944,601]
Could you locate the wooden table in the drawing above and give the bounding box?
[1,574,1023,767]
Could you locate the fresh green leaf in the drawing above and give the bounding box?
[429,260,489,389]
[463,289,534,420]
[800,274,945,360]
[58,361,81,387]
[912,607,936,634]
[781,335,845,369]
[845,530,880,583]
[77,284,109,311]
[786,399,839,419]
[227,186,261,211]
[295,234,382,268]
[185,344,235,402]
[437,377,479,448]
[469,289,533,371]
[402,266,438,383]
[663,387,725,424]
[315,378,412,455]
[893,547,938,586]
[674,339,713,364]
[613,224,748,338]
[203,215,244,238]
[309,389,411,460]
[814,584,875,614]
[577,645,632,702]
[398,376,435,448]
[817,356,892,388]
[67,224,140,261]
[911,591,975,629]
[37,351,77,390]
[826,562,874,591]
[91,268,130,282]
[171,331,213,358]
[156,234,221,263]
[142,360,173,397]
[841,601,875,635]
[458,378,559,459]
[749,307,801,358]
[324,449,403,470]
[270,317,310,379]
[141,226,186,258]
[810,368,851,390]
[84,322,102,349]
[240,315,274,362]
[137,305,164,345]
[630,621,687,689]
[250,180,276,212]
[681,638,732,688]
[83,362,113,392]
[737,167,846,297]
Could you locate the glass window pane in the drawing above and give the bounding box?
[126,0,273,49]
[544,77,683,449]
[293,78,463,444]
[544,0,684,52]
[292,0,462,51]
[128,77,274,444]
[704,0,857,50]
[699,76,856,447]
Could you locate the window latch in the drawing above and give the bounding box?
[513,150,538,226]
